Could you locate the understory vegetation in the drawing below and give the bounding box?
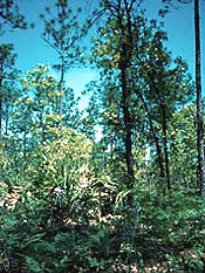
[0,0,205,272]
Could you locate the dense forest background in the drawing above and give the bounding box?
[0,0,205,272]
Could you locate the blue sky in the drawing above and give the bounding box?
[2,0,205,110]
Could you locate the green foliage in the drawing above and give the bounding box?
[1,1,205,273]
[40,0,83,78]
[0,0,31,35]
[169,105,197,188]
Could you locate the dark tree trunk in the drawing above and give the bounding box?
[149,72,171,190]
[5,103,9,136]
[121,67,135,188]
[58,56,64,118]
[118,0,135,192]
[137,90,165,180]
[194,0,205,195]
[161,104,171,190]
[0,76,2,137]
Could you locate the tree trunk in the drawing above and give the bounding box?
[5,104,9,136]
[194,0,205,196]
[58,56,64,118]
[150,73,171,190]
[0,76,2,137]
[121,67,135,189]
[161,104,171,190]
[117,0,135,194]
[137,90,165,180]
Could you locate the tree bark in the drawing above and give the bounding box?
[137,90,165,180]
[194,0,205,195]
[59,55,64,118]
[149,70,171,190]
[161,104,171,190]
[0,76,2,137]
[121,67,135,188]
[118,0,135,191]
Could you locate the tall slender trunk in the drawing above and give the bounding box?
[161,104,171,190]
[117,0,135,193]
[5,94,9,137]
[59,56,64,118]
[5,105,9,136]
[0,76,3,137]
[195,0,205,196]
[121,67,135,188]
[137,90,165,180]
[150,73,171,190]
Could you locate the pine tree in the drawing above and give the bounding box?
[40,0,81,124]
[162,0,205,195]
